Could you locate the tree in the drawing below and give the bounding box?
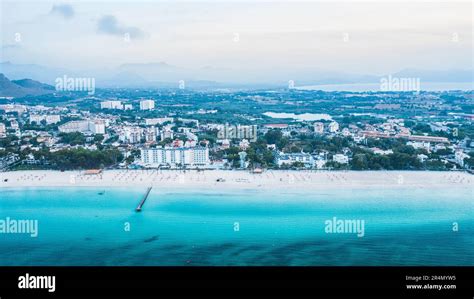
[94,134,104,143]
[59,132,86,145]
[49,148,123,170]
[351,154,368,170]
[264,129,283,144]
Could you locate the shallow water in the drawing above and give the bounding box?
[0,186,472,265]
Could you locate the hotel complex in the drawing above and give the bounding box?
[58,120,106,135]
[140,146,210,168]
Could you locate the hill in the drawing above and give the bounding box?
[0,74,55,98]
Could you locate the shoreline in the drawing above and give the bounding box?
[0,170,471,190]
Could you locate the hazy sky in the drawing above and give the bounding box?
[1,0,472,75]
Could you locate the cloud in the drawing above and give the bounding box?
[50,4,75,19]
[97,15,147,40]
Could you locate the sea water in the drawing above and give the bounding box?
[0,186,472,265]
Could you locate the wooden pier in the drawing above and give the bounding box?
[135,187,153,212]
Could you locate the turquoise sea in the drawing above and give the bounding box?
[0,187,472,266]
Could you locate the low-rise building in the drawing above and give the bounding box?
[276,152,315,168]
[239,139,250,150]
[332,154,349,164]
[30,114,61,125]
[455,150,470,167]
[145,118,174,126]
[328,121,339,133]
[417,154,428,163]
[100,100,123,110]
[10,120,19,130]
[407,141,430,152]
[370,148,393,155]
[0,153,20,170]
[313,122,324,134]
[160,128,174,141]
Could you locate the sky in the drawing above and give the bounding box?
[0,0,473,77]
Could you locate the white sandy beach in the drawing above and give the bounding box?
[0,170,472,190]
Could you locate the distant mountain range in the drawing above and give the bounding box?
[0,73,55,98]
[0,61,472,91]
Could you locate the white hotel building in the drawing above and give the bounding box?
[141,146,210,168]
[140,100,155,110]
[58,120,106,135]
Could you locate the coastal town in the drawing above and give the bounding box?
[0,89,473,173]
[1,2,474,290]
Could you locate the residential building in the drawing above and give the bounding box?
[145,118,174,126]
[417,154,428,162]
[0,123,5,137]
[328,121,339,133]
[455,150,470,167]
[219,139,230,150]
[0,153,20,170]
[333,154,349,164]
[144,127,157,142]
[341,128,351,137]
[100,101,123,110]
[276,152,315,168]
[407,135,449,143]
[120,127,142,144]
[177,118,199,127]
[370,148,393,155]
[160,128,174,141]
[30,114,61,125]
[313,122,324,134]
[139,100,155,110]
[239,139,250,150]
[185,131,198,141]
[90,120,106,134]
[314,158,327,169]
[353,135,366,144]
[0,104,27,114]
[59,120,105,135]
[407,141,430,152]
[264,124,288,129]
[10,120,19,130]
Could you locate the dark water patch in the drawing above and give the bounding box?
[143,235,160,243]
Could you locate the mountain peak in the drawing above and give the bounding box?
[0,73,54,98]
